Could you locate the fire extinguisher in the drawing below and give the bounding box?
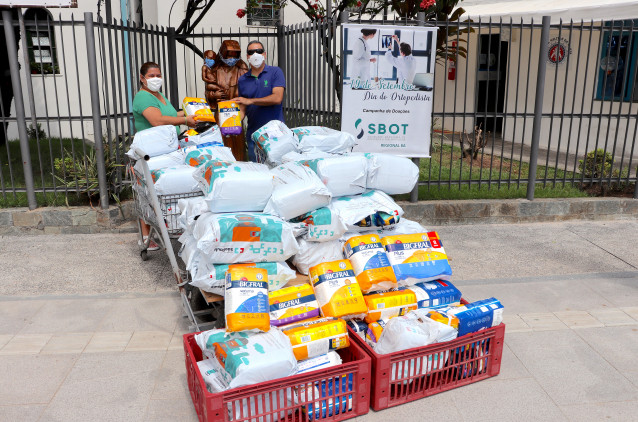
[448,41,457,81]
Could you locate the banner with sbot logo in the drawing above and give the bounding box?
[340,23,437,157]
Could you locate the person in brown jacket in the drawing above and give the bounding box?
[202,41,249,160]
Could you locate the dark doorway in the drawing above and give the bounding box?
[476,34,508,134]
[0,9,21,146]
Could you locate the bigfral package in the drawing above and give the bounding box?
[356,152,420,195]
[299,155,367,197]
[343,234,397,293]
[150,165,200,195]
[309,260,367,319]
[217,100,242,136]
[331,190,404,231]
[409,280,462,309]
[293,238,346,275]
[252,120,300,166]
[191,261,296,295]
[292,126,356,154]
[269,283,320,327]
[282,317,350,361]
[192,213,299,263]
[296,351,343,374]
[363,288,417,323]
[183,97,216,122]
[184,146,235,167]
[382,232,452,285]
[264,161,332,220]
[293,206,348,243]
[193,160,274,213]
[225,266,270,333]
[435,297,504,337]
[126,125,178,159]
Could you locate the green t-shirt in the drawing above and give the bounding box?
[132,90,178,133]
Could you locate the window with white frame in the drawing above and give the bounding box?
[24,8,59,75]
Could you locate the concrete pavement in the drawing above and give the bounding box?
[1,219,637,421]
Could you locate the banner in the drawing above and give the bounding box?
[340,24,437,157]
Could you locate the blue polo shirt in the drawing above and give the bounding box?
[238,65,286,145]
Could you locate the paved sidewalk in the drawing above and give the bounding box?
[1,219,637,421]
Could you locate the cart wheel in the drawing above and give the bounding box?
[140,250,148,261]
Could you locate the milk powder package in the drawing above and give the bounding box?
[150,165,200,195]
[133,150,185,173]
[343,234,397,293]
[331,190,404,232]
[382,232,452,285]
[212,329,298,389]
[126,125,178,158]
[194,328,249,360]
[299,155,367,197]
[225,266,270,333]
[346,320,368,340]
[191,261,296,295]
[296,351,342,375]
[293,207,348,243]
[184,146,235,167]
[409,280,462,309]
[197,359,231,393]
[364,288,418,323]
[217,100,242,135]
[281,317,350,360]
[292,126,356,154]
[293,238,345,275]
[356,152,419,195]
[252,120,299,166]
[193,160,273,213]
[264,162,331,220]
[269,283,320,326]
[443,297,504,337]
[183,97,216,122]
[178,233,203,271]
[309,260,368,319]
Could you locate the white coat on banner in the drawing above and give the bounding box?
[341,24,437,158]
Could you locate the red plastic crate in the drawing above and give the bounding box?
[184,332,371,422]
[348,321,505,411]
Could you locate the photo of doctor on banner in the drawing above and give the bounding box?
[341,24,437,157]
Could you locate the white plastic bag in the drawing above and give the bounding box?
[150,165,200,195]
[252,120,299,166]
[373,314,439,355]
[197,358,231,393]
[190,261,296,296]
[292,206,348,242]
[127,125,178,158]
[133,150,185,173]
[177,197,208,232]
[178,233,204,271]
[355,152,419,194]
[179,124,224,149]
[292,126,356,154]
[292,238,345,275]
[331,190,404,231]
[193,161,274,213]
[184,146,235,167]
[297,155,367,197]
[264,162,331,220]
[296,351,343,374]
[192,213,300,264]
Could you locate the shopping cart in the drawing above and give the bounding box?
[128,147,221,331]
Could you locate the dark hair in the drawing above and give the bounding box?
[400,42,412,56]
[361,29,377,37]
[140,61,160,76]
[246,40,264,51]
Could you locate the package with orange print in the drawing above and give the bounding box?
[217,100,242,135]
[281,317,350,360]
[344,234,397,293]
[382,232,452,285]
[363,287,418,323]
[224,266,270,333]
[309,260,368,319]
[269,283,320,326]
[182,97,216,122]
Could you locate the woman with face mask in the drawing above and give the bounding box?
[132,62,197,250]
[203,41,249,161]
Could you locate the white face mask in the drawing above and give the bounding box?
[144,76,163,92]
[248,53,265,68]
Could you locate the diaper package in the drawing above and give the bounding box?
[309,260,368,319]
[150,165,200,195]
[183,97,216,122]
[409,280,462,309]
[331,190,404,231]
[217,100,242,135]
[282,317,350,361]
[298,155,367,197]
[382,232,452,285]
[356,152,420,195]
[225,266,270,333]
[292,126,356,154]
[269,283,320,326]
[292,238,346,275]
[191,261,296,296]
[192,213,299,263]
[299,374,353,421]
[193,160,274,213]
[264,161,331,220]
[126,125,178,158]
[212,329,298,389]
[133,150,185,173]
[343,234,397,293]
[293,206,348,243]
[440,297,504,337]
[364,288,418,323]
[365,318,388,348]
[346,320,368,340]
[184,146,235,167]
[197,358,231,393]
[252,120,300,166]
[296,351,343,375]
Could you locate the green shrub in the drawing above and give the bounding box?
[578,149,613,178]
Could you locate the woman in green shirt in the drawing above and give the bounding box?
[133,62,196,250]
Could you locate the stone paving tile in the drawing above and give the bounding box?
[97,297,180,333]
[589,308,638,326]
[621,306,638,321]
[560,401,638,422]
[519,312,569,331]
[485,342,532,381]
[63,350,165,385]
[0,301,45,335]
[0,334,14,349]
[355,389,463,422]
[168,331,186,351]
[151,350,190,400]
[40,332,93,354]
[0,334,52,355]
[0,404,47,422]
[503,314,532,333]
[144,398,198,422]
[19,299,112,335]
[554,311,604,329]
[84,331,133,353]
[126,331,172,352]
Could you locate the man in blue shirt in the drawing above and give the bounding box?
[233,40,286,162]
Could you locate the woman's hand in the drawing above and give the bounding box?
[186,115,197,127]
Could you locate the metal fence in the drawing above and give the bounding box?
[1,11,637,211]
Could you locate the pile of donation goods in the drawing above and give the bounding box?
[127,119,504,417]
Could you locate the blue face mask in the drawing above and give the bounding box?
[205,58,215,68]
[221,57,239,67]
